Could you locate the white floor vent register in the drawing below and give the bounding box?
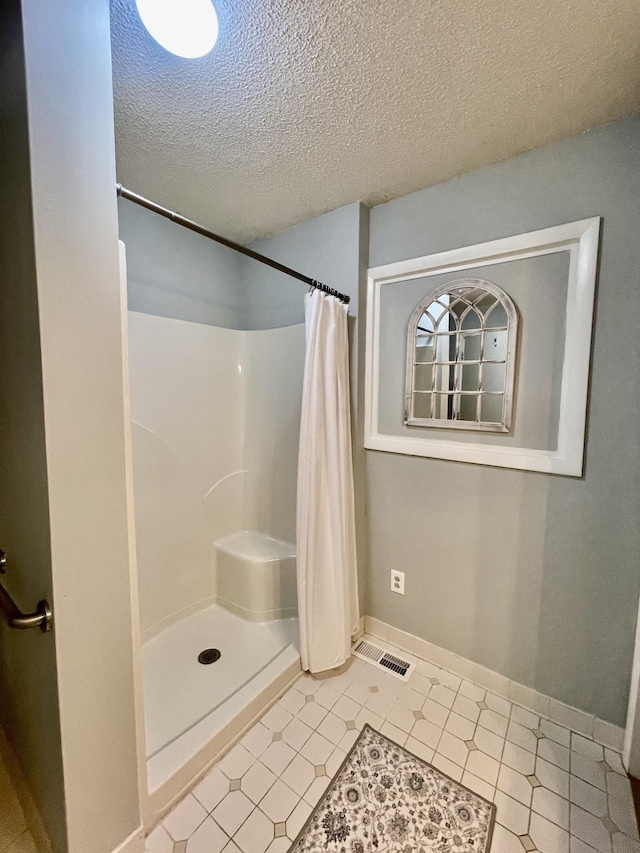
[351,638,416,681]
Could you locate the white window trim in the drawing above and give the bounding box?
[364,218,601,476]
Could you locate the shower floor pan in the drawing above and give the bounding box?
[142,603,300,815]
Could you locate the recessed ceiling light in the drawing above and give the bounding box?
[135,0,219,59]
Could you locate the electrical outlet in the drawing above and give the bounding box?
[390,570,405,595]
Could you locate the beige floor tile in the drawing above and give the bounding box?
[286,799,312,840]
[538,739,571,772]
[540,720,571,748]
[536,757,570,798]
[446,712,476,741]
[532,786,569,830]
[439,671,463,692]
[193,767,231,812]
[152,657,640,853]
[466,748,500,786]
[185,817,228,853]
[459,681,486,702]
[163,795,207,841]
[437,731,469,767]
[474,725,505,760]
[404,736,435,763]
[0,800,26,851]
[508,720,539,754]
[453,694,481,723]
[380,721,408,746]
[605,751,626,776]
[241,723,273,759]
[300,732,333,765]
[430,684,456,709]
[479,709,509,738]
[411,717,443,749]
[494,789,530,835]
[259,780,299,823]
[485,693,512,719]
[6,833,38,853]
[396,686,425,711]
[570,805,613,853]
[365,692,396,718]
[241,762,278,805]
[303,776,330,806]
[278,688,305,717]
[232,808,274,853]
[607,772,635,807]
[280,754,314,797]
[261,705,293,734]
[491,822,526,853]
[338,728,359,752]
[146,823,174,853]
[317,713,347,745]
[503,740,536,776]
[431,752,463,782]
[570,754,606,791]
[608,792,640,840]
[461,770,494,801]
[569,776,607,817]
[295,702,327,729]
[612,833,640,853]
[497,764,534,807]
[264,838,290,853]
[326,747,347,776]
[354,707,384,731]
[422,698,449,728]
[331,695,361,721]
[571,735,604,763]
[344,679,371,706]
[529,811,569,853]
[386,704,416,734]
[219,745,256,780]
[407,672,432,696]
[512,706,540,730]
[282,718,313,752]
[212,791,254,837]
[313,683,341,711]
[260,740,296,775]
[571,836,599,853]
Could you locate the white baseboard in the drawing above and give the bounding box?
[364,615,625,753]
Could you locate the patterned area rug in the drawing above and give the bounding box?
[289,724,496,853]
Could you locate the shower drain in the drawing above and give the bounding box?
[198,648,221,665]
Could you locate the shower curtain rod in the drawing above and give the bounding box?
[116,185,350,305]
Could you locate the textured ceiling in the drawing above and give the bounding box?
[110,0,640,242]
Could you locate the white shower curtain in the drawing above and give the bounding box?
[297,288,360,674]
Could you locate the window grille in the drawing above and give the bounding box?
[405,279,518,432]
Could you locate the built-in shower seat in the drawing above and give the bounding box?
[215,530,297,622]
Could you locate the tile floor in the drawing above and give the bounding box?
[146,642,640,853]
[0,730,37,853]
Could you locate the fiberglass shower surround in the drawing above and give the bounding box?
[121,186,359,800]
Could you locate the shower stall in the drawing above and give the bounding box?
[118,191,350,820]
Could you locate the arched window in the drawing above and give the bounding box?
[405,279,518,432]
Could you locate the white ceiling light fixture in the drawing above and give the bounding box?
[135,0,219,59]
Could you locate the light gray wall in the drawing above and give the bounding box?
[249,203,369,611]
[119,197,244,328]
[377,253,568,449]
[0,3,65,849]
[119,198,369,614]
[367,115,640,726]
[18,1,143,850]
